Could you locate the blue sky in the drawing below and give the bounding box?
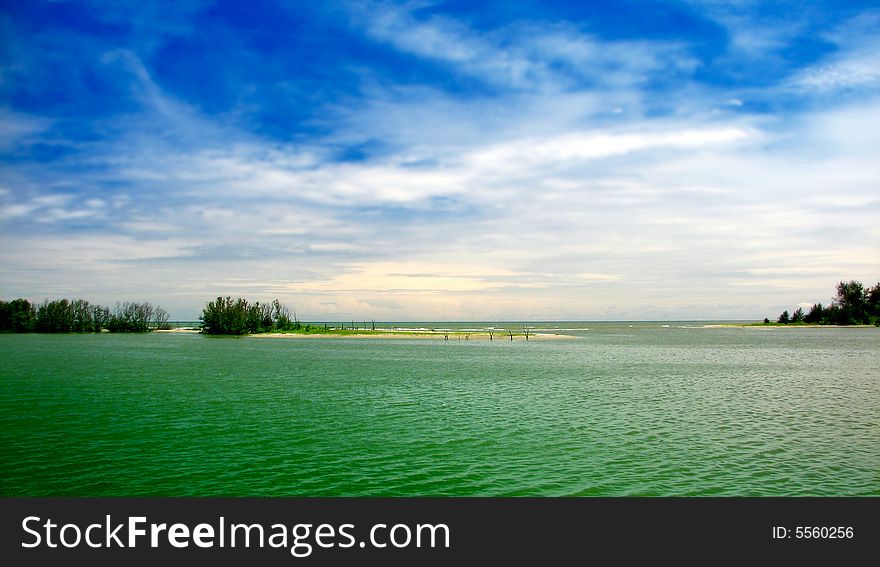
[1,1,878,320]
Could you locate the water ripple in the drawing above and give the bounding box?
[1,328,878,496]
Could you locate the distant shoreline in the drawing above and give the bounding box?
[253,331,576,340]
[152,328,577,340]
[703,323,876,328]
[117,323,880,337]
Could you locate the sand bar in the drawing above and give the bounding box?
[251,331,577,340]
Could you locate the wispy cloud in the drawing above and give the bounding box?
[350,2,696,91]
[0,1,878,319]
[0,109,54,149]
[786,13,880,93]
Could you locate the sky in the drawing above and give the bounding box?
[1,0,878,321]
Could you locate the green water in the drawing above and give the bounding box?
[1,323,878,496]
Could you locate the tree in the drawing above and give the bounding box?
[201,297,303,335]
[0,299,36,332]
[259,302,274,330]
[70,299,92,332]
[107,301,155,332]
[777,310,790,324]
[2,298,163,332]
[154,307,170,330]
[272,299,291,330]
[770,280,879,326]
[833,280,867,324]
[201,296,254,335]
[36,299,74,332]
[202,296,245,335]
[245,303,263,333]
[92,304,110,332]
[803,303,824,324]
[867,282,880,324]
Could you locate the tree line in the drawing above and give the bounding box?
[771,280,880,326]
[0,298,169,333]
[200,296,303,335]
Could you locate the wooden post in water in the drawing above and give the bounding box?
[489,329,493,341]
[508,329,513,341]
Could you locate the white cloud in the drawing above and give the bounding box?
[4,89,877,319]
[351,3,694,91]
[781,11,880,94]
[0,203,38,220]
[789,48,880,92]
[465,127,750,172]
[682,1,808,58]
[2,7,878,320]
[0,109,54,148]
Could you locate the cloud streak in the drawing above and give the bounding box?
[352,2,696,91]
[1,2,878,320]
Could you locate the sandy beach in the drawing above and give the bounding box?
[154,328,576,339]
[249,331,575,341]
[251,331,577,340]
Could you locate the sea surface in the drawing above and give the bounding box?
[1,322,878,496]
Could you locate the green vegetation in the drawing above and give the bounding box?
[200,297,407,336]
[200,297,303,335]
[769,280,880,326]
[0,298,169,333]
[0,298,36,332]
[3,294,534,338]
